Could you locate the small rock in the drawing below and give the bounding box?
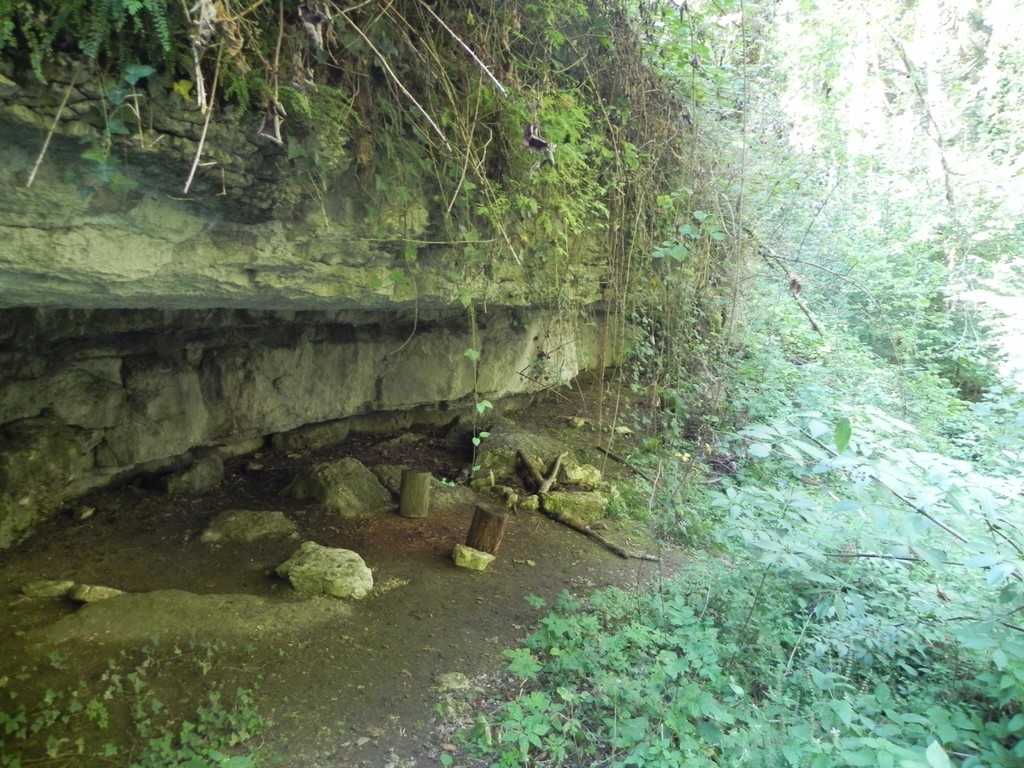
[520,495,541,511]
[276,541,373,599]
[201,510,299,545]
[22,580,75,598]
[491,485,519,507]
[271,420,350,452]
[71,505,95,521]
[469,469,495,490]
[436,672,472,691]
[452,544,495,571]
[384,432,425,446]
[541,490,609,522]
[566,416,589,429]
[562,462,602,489]
[158,454,223,495]
[614,425,633,435]
[68,584,125,603]
[371,464,407,496]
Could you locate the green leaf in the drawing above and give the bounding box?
[106,117,130,136]
[172,80,194,101]
[807,419,830,438]
[106,87,129,106]
[830,697,854,727]
[123,64,156,86]
[912,546,947,567]
[666,243,689,261]
[81,146,109,164]
[463,348,480,361]
[964,553,1001,569]
[834,416,852,452]
[747,442,771,458]
[925,741,950,768]
[504,648,542,679]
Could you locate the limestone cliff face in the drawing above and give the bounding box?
[0,78,614,548]
[0,73,606,311]
[0,306,601,547]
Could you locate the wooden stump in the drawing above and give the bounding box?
[398,470,432,518]
[465,502,508,555]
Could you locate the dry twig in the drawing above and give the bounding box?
[27,71,78,188]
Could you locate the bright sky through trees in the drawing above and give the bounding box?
[761,0,1024,385]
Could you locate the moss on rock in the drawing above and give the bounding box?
[0,417,89,548]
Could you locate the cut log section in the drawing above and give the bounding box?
[398,470,432,518]
[465,502,509,555]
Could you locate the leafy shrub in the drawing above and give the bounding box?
[0,641,263,768]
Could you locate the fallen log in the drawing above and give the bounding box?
[594,444,653,482]
[539,501,659,561]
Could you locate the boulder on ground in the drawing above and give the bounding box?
[1,416,90,549]
[433,483,476,513]
[562,462,603,489]
[541,490,610,523]
[271,420,350,453]
[371,464,407,496]
[474,420,565,483]
[22,579,75,598]
[158,453,223,495]
[200,510,299,545]
[276,541,373,599]
[68,584,125,603]
[283,457,391,517]
[451,544,495,571]
[473,420,603,491]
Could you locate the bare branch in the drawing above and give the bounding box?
[414,0,508,98]
[337,8,451,152]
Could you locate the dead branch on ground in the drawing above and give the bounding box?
[517,450,660,562]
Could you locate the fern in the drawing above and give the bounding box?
[139,0,171,57]
[7,0,175,81]
[81,0,116,64]
[20,3,69,83]
[0,18,14,54]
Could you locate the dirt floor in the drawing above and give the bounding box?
[0,377,679,767]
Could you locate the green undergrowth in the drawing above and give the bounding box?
[0,640,263,768]
[454,571,996,767]
[446,287,1024,766]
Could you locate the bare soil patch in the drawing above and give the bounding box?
[0,377,677,766]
